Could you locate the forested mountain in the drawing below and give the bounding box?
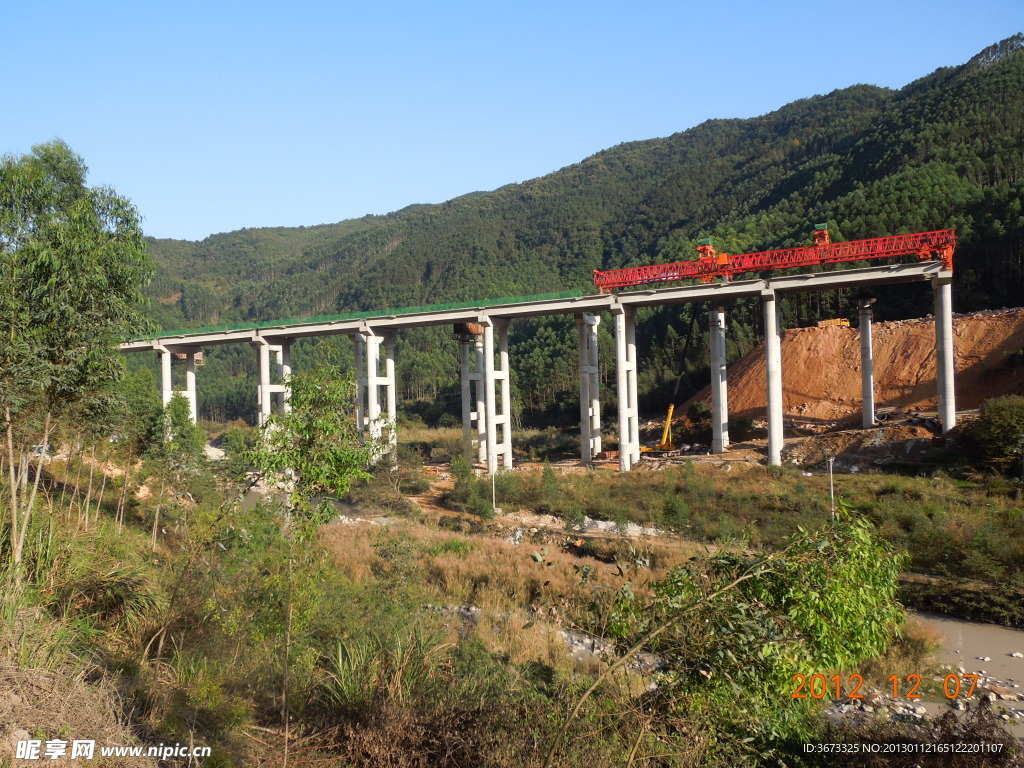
[143,35,1024,426]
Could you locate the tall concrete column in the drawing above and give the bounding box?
[933,274,956,432]
[859,300,875,428]
[158,347,173,407]
[474,336,487,464]
[577,314,603,461]
[384,332,397,455]
[482,320,498,475]
[185,350,198,423]
[257,341,272,427]
[625,310,640,466]
[460,339,473,458]
[577,317,592,460]
[588,318,602,456]
[365,333,382,443]
[353,334,366,436]
[762,290,784,466]
[275,341,292,414]
[496,320,513,469]
[613,307,639,471]
[710,307,729,453]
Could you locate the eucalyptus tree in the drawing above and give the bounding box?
[0,140,153,570]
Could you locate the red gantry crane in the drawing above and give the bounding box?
[593,227,956,292]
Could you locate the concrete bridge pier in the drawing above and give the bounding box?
[157,345,172,408]
[156,345,201,423]
[613,307,640,471]
[762,290,784,466]
[275,340,292,415]
[482,317,513,474]
[497,320,513,469]
[353,335,366,437]
[384,333,397,456]
[459,338,473,458]
[365,334,382,443]
[185,350,198,423]
[933,273,956,432]
[709,307,729,454]
[577,314,602,461]
[357,329,397,457]
[255,340,289,427]
[474,335,488,464]
[859,299,875,428]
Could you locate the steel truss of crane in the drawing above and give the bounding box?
[593,229,956,292]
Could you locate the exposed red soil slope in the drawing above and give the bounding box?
[684,308,1024,425]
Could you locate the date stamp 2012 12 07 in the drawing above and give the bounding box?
[791,673,981,700]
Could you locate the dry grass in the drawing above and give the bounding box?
[0,611,157,768]
[317,515,713,672]
[859,612,943,685]
[319,518,704,610]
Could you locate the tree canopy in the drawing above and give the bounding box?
[1,140,153,567]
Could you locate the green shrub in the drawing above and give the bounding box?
[971,396,1024,468]
[729,417,757,441]
[687,401,712,424]
[563,504,586,532]
[427,539,473,557]
[467,492,495,520]
[661,493,689,528]
[540,461,558,502]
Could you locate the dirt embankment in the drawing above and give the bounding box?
[685,307,1024,425]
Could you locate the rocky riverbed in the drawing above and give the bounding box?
[823,613,1024,736]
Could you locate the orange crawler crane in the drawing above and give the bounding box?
[593,227,955,291]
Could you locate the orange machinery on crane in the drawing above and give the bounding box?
[602,226,957,453]
[593,226,955,292]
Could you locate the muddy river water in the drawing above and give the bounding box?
[914,613,1024,733]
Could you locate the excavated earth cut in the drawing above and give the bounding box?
[685,307,1024,426]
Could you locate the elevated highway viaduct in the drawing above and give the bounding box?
[121,262,955,473]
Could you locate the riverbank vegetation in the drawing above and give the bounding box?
[4,425,1023,766]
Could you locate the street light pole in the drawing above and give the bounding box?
[827,456,836,520]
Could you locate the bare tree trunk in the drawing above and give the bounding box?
[6,407,20,567]
[57,452,68,512]
[116,445,135,530]
[69,433,85,520]
[151,476,165,552]
[82,443,96,527]
[18,413,51,555]
[95,468,108,527]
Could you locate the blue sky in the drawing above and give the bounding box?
[2,1,1019,241]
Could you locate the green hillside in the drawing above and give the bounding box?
[143,35,1024,425]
